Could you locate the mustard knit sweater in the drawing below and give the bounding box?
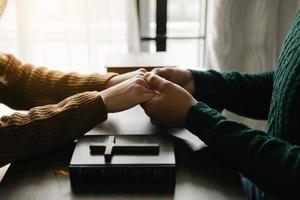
[0,53,117,167]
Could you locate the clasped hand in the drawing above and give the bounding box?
[99,68,197,127]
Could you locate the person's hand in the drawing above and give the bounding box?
[142,73,197,127]
[151,68,195,95]
[106,68,147,88]
[99,74,156,113]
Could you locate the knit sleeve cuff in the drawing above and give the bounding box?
[189,70,226,111]
[186,102,227,143]
[102,72,119,89]
[0,53,10,65]
[94,93,109,123]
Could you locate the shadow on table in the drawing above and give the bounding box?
[173,137,244,199]
[0,135,244,200]
[71,181,175,195]
[0,142,175,200]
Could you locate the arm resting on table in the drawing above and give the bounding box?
[0,53,117,110]
[186,102,300,198]
[0,92,107,167]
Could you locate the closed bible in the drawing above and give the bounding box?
[69,135,175,186]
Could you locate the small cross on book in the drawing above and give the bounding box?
[89,136,160,162]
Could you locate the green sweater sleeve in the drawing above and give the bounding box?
[190,70,274,120]
[186,102,300,198]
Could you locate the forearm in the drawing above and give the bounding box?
[0,91,107,167]
[191,70,273,119]
[0,54,117,109]
[186,102,300,198]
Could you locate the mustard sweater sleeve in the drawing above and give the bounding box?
[0,53,117,109]
[0,91,108,167]
[0,53,113,167]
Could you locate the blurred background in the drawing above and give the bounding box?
[1,0,300,130]
[0,0,206,73]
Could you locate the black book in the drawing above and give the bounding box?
[69,135,175,186]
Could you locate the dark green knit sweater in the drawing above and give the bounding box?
[186,12,300,199]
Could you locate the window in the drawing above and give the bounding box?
[0,0,137,73]
[139,0,207,68]
[0,0,207,72]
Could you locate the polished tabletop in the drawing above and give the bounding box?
[0,105,245,200]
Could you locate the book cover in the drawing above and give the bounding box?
[69,135,175,186]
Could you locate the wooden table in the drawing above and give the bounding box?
[0,106,245,200]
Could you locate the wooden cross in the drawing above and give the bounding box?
[89,136,159,162]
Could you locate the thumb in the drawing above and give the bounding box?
[151,67,170,78]
[145,72,170,91]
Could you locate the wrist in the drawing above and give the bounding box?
[94,92,109,123]
[98,91,110,113]
[105,74,119,89]
[186,69,196,95]
[182,98,197,125]
[185,80,196,96]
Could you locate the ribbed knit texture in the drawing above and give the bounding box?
[0,54,117,167]
[268,11,300,143]
[186,11,300,199]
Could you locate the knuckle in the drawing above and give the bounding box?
[134,77,145,85]
[136,77,145,85]
[148,74,156,82]
[136,70,146,76]
[154,68,170,78]
[138,68,147,73]
[155,68,167,75]
[138,72,145,76]
[152,68,160,74]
